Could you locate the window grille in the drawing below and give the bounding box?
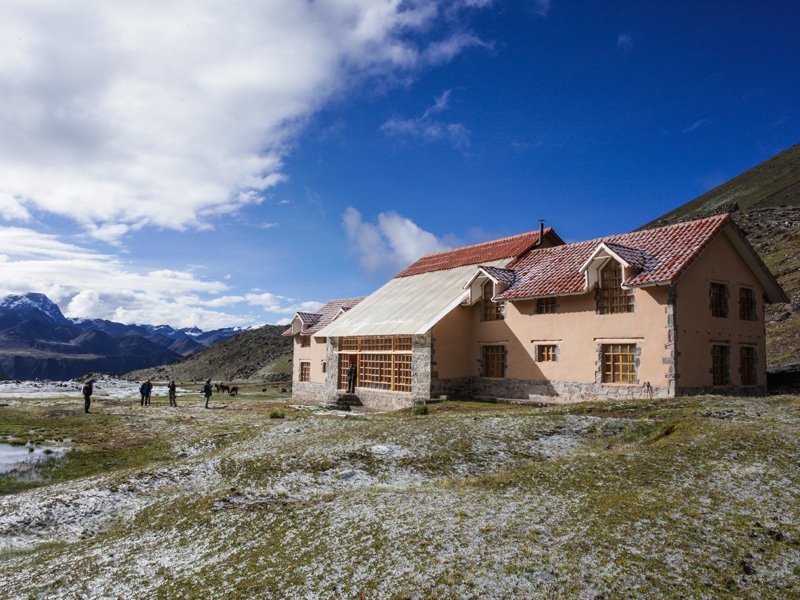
[739,288,757,321]
[710,283,729,318]
[599,263,634,314]
[602,344,637,383]
[337,336,413,392]
[536,344,557,362]
[740,346,756,386]
[482,345,506,378]
[712,345,730,385]
[482,281,503,321]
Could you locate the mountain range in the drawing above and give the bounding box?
[0,293,252,380]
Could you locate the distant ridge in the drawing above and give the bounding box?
[642,143,800,229]
[0,293,248,380]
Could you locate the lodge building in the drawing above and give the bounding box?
[287,215,787,410]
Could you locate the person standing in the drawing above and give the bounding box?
[346,361,357,394]
[82,378,94,414]
[203,378,213,409]
[140,379,152,406]
[168,380,177,407]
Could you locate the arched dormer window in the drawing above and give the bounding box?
[598,261,634,314]
[482,280,503,321]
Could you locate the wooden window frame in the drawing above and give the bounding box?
[337,336,413,392]
[299,361,311,382]
[740,346,756,386]
[536,297,557,314]
[602,344,637,384]
[739,288,757,321]
[712,345,730,386]
[598,262,634,314]
[482,280,503,321]
[710,283,729,318]
[536,344,558,362]
[299,335,311,348]
[482,345,506,378]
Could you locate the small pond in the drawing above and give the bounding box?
[0,442,69,474]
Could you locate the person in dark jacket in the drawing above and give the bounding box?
[203,379,213,409]
[140,379,152,406]
[82,378,94,414]
[168,380,177,406]
[346,362,357,394]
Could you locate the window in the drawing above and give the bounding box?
[536,297,557,314]
[299,335,311,348]
[482,345,506,378]
[739,288,757,321]
[710,283,729,318]
[337,336,413,392]
[740,347,756,386]
[536,344,557,362]
[482,281,503,321]
[598,262,634,314]
[321,361,327,374]
[602,344,637,383]
[299,361,310,382]
[712,345,729,386]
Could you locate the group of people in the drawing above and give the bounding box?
[81,378,214,413]
[139,379,178,406]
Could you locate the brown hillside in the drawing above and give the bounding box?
[641,144,800,368]
[123,324,293,383]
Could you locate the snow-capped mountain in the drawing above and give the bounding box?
[0,293,245,380]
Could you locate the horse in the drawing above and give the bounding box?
[229,386,239,396]
[218,383,230,394]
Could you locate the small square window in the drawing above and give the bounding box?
[536,344,557,362]
[536,297,557,314]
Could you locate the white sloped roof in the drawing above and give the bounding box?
[317,259,512,337]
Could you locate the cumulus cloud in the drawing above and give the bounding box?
[381,89,471,148]
[343,206,450,274]
[0,226,309,328]
[0,0,489,242]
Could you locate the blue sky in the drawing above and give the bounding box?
[1,0,798,329]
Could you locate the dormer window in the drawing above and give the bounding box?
[598,262,634,314]
[482,280,503,321]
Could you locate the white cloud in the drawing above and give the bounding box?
[0,225,311,328]
[0,0,488,241]
[683,119,712,134]
[381,89,471,148]
[617,33,633,50]
[343,206,450,274]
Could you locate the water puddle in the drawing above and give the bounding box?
[0,442,68,474]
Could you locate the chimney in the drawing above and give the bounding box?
[536,219,545,247]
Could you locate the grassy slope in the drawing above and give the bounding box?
[1,395,799,598]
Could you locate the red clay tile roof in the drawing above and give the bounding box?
[283,297,365,336]
[396,228,557,277]
[497,214,731,300]
[478,266,516,286]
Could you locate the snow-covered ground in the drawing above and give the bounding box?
[0,374,184,400]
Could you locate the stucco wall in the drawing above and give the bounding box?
[291,335,328,384]
[673,232,768,392]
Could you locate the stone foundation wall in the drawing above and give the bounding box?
[349,388,419,411]
[433,376,673,403]
[291,381,328,404]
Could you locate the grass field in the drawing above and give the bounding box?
[1,391,799,599]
